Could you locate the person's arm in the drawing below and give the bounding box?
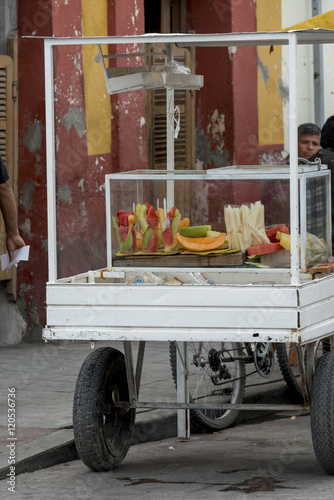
[0,181,25,261]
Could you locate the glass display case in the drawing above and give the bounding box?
[106,164,331,273]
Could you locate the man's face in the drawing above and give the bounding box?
[298,134,321,159]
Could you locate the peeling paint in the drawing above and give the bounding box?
[258,54,270,85]
[228,46,237,59]
[140,117,146,127]
[57,184,72,204]
[19,283,33,294]
[20,218,32,238]
[81,201,87,224]
[207,110,226,153]
[196,131,229,169]
[78,178,85,192]
[278,77,289,103]
[23,120,44,153]
[41,239,48,252]
[27,299,40,327]
[62,107,86,137]
[21,179,35,211]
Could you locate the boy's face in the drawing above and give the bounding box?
[298,133,321,159]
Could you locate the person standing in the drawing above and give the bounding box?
[308,115,334,246]
[297,122,321,160]
[281,122,321,163]
[0,155,25,261]
[309,115,334,167]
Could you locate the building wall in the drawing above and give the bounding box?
[282,0,334,153]
[16,0,147,340]
[192,0,259,167]
[5,0,333,342]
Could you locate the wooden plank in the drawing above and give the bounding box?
[113,250,246,268]
[299,275,334,307]
[46,303,298,329]
[43,326,300,344]
[300,297,334,329]
[46,282,298,308]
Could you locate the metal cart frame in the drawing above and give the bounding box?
[41,29,334,473]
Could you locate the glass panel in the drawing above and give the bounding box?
[107,168,331,269]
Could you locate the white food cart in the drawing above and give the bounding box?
[41,30,334,474]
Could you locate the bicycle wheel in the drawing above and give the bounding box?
[169,341,246,431]
[73,346,135,471]
[276,339,334,398]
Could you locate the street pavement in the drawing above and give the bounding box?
[1,411,331,499]
[0,339,319,499]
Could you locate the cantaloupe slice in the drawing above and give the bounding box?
[176,232,227,252]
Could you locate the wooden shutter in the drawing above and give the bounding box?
[146,44,196,170]
[0,54,15,285]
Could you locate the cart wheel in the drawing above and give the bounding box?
[276,339,333,399]
[311,350,334,475]
[169,341,246,432]
[276,343,303,397]
[73,346,135,471]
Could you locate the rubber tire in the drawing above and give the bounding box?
[277,340,334,400]
[169,341,246,432]
[276,343,303,398]
[311,350,334,475]
[73,347,135,471]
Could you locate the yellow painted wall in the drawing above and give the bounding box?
[256,0,284,146]
[81,0,111,156]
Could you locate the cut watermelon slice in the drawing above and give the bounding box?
[147,233,158,253]
[265,224,289,243]
[247,242,284,256]
[147,206,159,230]
[162,227,173,246]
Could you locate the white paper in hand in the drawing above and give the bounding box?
[0,245,30,270]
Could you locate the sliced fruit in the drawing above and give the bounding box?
[179,225,212,238]
[137,204,149,232]
[146,233,158,253]
[276,232,301,252]
[206,230,221,237]
[162,228,173,246]
[158,207,182,252]
[167,207,176,219]
[121,231,133,252]
[142,227,154,248]
[265,224,289,242]
[246,242,284,256]
[176,232,227,252]
[171,209,181,235]
[180,218,190,228]
[112,216,123,247]
[146,205,159,230]
[136,232,143,250]
[157,207,166,232]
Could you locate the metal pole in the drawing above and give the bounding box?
[44,39,57,283]
[176,341,190,439]
[312,0,324,126]
[166,43,175,210]
[289,33,299,285]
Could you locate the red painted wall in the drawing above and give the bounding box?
[17,0,146,339]
[107,1,147,174]
[17,1,53,338]
[187,0,258,167]
[187,0,259,212]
